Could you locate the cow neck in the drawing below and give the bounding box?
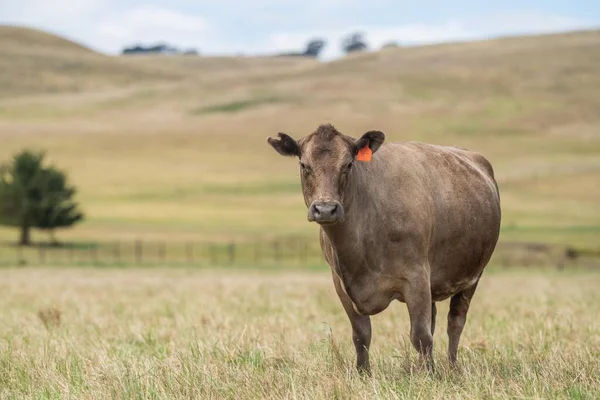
[321,163,371,264]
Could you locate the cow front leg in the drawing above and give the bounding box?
[405,282,434,372]
[332,274,372,374]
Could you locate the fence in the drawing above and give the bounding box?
[0,237,597,269]
[0,235,326,268]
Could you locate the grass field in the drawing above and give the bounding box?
[0,266,599,399]
[0,26,599,249]
[1,25,599,400]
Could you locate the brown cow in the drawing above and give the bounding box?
[267,124,501,373]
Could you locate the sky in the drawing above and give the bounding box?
[1,0,599,60]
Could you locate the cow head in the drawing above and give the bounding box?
[267,124,385,225]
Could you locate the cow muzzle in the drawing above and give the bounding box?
[307,200,344,225]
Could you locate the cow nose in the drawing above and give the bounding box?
[314,203,337,217]
[308,201,344,224]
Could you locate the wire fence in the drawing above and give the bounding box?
[0,236,326,267]
[0,237,597,269]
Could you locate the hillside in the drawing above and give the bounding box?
[0,25,95,53]
[0,25,317,97]
[0,27,599,249]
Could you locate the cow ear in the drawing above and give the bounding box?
[267,132,300,157]
[355,130,385,155]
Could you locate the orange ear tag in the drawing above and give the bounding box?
[356,141,372,162]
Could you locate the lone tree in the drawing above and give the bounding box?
[341,32,368,54]
[303,38,326,58]
[0,150,83,245]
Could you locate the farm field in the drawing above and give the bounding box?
[0,266,599,399]
[1,24,600,399]
[0,27,599,250]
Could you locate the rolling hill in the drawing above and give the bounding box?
[0,25,317,97]
[0,26,598,250]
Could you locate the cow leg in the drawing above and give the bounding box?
[405,283,434,372]
[447,280,479,365]
[332,274,372,374]
[431,302,437,336]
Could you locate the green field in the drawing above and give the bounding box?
[1,266,598,399]
[0,26,599,250]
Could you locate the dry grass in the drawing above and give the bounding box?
[1,27,598,399]
[0,266,598,399]
[0,27,599,249]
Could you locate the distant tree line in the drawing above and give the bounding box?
[276,32,398,58]
[277,38,327,58]
[276,32,370,59]
[341,32,368,53]
[122,43,199,56]
[121,32,398,59]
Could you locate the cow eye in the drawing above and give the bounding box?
[346,161,353,170]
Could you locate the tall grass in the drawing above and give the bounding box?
[0,267,598,398]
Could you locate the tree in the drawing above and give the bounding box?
[303,39,326,58]
[122,43,181,55]
[341,32,368,54]
[0,150,83,245]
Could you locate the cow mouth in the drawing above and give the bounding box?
[308,216,342,226]
[307,214,341,225]
[316,220,338,226]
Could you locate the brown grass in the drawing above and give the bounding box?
[0,266,598,398]
[37,307,62,330]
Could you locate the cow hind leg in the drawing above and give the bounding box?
[405,283,434,372]
[447,281,479,365]
[332,275,372,374]
[431,302,437,335]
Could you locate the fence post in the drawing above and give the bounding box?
[39,246,46,265]
[17,245,23,265]
[91,245,98,266]
[186,242,194,264]
[274,240,281,263]
[254,241,260,264]
[301,240,308,264]
[228,243,235,264]
[114,241,121,265]
[208,244,215,265]
[159,242,166,265]
[135,240,142,265]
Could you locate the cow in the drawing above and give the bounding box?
[267,124,501,373]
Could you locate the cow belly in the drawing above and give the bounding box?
[344,274,396,316]
[428,247,488,301]
[430,275,480,301]
[428,216,499,300]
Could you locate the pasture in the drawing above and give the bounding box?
[1,266,599,399]
[1,25,600,399]
[1,27,599,249]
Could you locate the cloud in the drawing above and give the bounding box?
[265,12,596,60]
[10,0,101,23]
[98,6,209,48]
[0,1,211,53]
[0,1,596,58]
